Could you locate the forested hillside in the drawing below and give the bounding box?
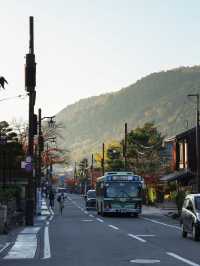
[56,66,200,160]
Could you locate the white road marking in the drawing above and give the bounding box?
[46,221,50,225]
[43,226,51,259]
[81,219,94,222]
[130,259,160,263]
[136,235,155,237]
[108,225,119,230]
[36,216,47,221]
[128,233,146,243]
[4,234,38,259]
[89,214,94,218]
[96,218,104,223]
[84,211,88,214]
[143,218,181,230]
[21,227,40,234]
[167,252,200,266]
[0,243,10,254]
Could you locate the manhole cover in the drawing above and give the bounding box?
[130,259,160,264]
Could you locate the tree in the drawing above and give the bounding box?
[0,76,8,89]
[0,121,18,142]
[95,141,124,172]
[124,122,165,177]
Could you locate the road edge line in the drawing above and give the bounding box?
[166,252,200,266]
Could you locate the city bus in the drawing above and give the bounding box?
[96,172,143,217]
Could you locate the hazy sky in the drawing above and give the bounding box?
[0,0,200,122]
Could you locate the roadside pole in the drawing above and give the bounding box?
[102,143,105,176]
[124,122,128,171]
[25,16,36,226]
[188,94,200,193]
[91,154,94,189]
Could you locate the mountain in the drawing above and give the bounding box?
[56,66,200,161]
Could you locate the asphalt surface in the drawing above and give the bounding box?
[1,193,200,266]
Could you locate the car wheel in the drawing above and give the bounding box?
[192,224,200,241]
[181,224,187,238]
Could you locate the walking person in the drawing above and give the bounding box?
[49,189,55,209]
[57,192,65,215]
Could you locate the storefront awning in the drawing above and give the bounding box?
[160,169,194,182]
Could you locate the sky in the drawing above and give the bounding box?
[1,0,200,123]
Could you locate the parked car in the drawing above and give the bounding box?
[180,194,200,241]
[85,190,96,210]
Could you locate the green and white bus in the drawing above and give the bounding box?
[96,172,143,217]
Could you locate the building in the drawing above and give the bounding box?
[161,127,196,190]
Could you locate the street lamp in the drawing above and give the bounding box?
[37,108,56,188]
[187,93,200,192]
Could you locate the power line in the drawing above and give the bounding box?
[0,93,28,102]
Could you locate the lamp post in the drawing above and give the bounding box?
[38,109,56,188]
[188,93,200,193]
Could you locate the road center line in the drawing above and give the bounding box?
[108,225,119,230]
[143,218,181,230]
[136,235,155,237]
[128,233,146,243]
[167,252,200,266]
[43,226,51,259]
[96,218,104,223]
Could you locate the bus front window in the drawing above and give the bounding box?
[105,182,141,198]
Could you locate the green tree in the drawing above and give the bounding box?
[0,121,18,142]
[124,122,165,176]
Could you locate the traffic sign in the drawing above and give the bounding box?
[25,162,32,172]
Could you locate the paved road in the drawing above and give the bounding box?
[1,193,200,265]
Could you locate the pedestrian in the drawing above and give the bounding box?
[57,192,65,215]
[49,190,55,209]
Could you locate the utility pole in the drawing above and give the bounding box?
[102,143,105,176]
[188,94,200,193]
[124,122,128,171]
[91,154,94,189]
[25,16,36,225]
[38,108,42,188]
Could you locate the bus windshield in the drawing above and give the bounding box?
[104,182,141,198]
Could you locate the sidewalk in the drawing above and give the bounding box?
[0,198,52,256]
[143,202,178,218]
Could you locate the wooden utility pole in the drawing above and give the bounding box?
[188,94,200,193]
[38,108,42,188]
[124,122,128,171]
[102,143,105,176]
[91,154,94,188]
[25,16,36,226]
